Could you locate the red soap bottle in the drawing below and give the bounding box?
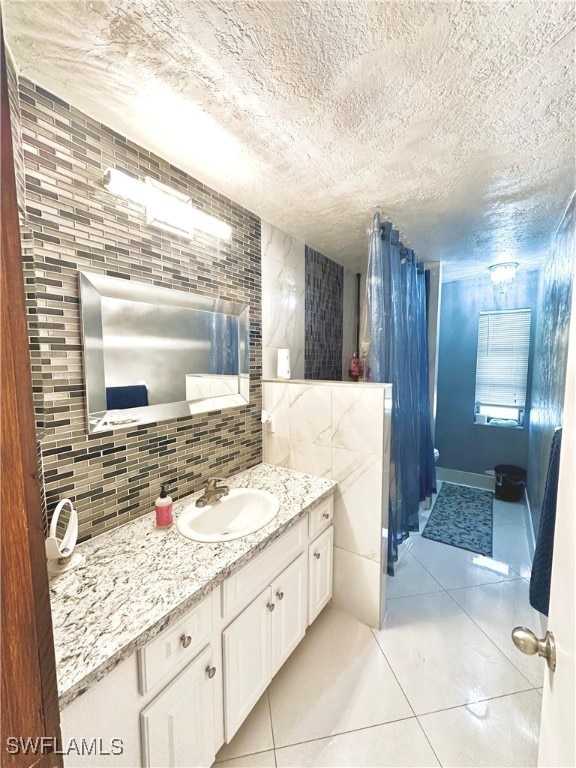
[155,484,173,528]
[348,352,363,381]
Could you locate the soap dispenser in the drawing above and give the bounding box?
[155,485,173,528]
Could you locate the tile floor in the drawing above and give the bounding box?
[214,484,544,767]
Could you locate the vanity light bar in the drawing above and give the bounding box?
[104,168,148,205]
[190,208,232,240]
[103,168,232,240]
[145,177,192,238]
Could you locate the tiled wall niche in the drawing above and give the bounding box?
[305,245,344,380]
[16,77,262,541]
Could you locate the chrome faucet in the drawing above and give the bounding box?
[195,477,230,507]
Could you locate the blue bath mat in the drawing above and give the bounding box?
[422,483,493,556]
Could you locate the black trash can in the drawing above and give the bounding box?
[494,465,526,502]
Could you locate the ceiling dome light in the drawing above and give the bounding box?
[489,262,519,292]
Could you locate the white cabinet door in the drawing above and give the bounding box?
[140,644,217,768]
[223,587,273,742]
[271,553,307,675]
[308,526,334,624]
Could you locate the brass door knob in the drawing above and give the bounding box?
[512,626,556,671]
[276,591,284,600]
[267,602,275,612]
[206,665,216,679]
[314,552,321,559]
[322,512,330,519]
[180,634,192,648]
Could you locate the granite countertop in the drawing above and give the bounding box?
[49,463,336,708]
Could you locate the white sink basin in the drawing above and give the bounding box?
[176,488,280,543]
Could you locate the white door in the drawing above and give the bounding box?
[271,553,307,674]
[140,644,217,768]
[222,587,272,742]
[538,284,576,767]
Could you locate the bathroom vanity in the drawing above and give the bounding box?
[50,464,336,767]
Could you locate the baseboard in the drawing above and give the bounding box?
[436,467,495,492]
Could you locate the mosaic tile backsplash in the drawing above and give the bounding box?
[305,245,343,380]
[15,77,262,541]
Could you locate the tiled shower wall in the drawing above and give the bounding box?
[305,245,343,380]
[261,222,305,379]
[15,76,262,541]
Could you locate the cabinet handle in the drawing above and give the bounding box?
[206,665,216,679]
[180,634,192,648]
[267,602,275,612]
[276,590,284,600]
[322,512,330,519]
[314,552,321,560]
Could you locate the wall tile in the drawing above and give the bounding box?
[261,221,303,270]
[261,221,305,380]
[331,447,383,562]
[262,381,290,438]
[291,347,305,380]
[332,547,382,629]
[263,358,390,627]
[288,384,332,445]
[6,49,26,218]
[263,435,290,467]
[262,347,279,382]
[383,386,393,459]
[305,245,343,380]
[262,256,302,349]
[15,77,262,540]
[289,441,332,479]
[331,386,384,454]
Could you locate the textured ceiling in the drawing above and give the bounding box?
[3,0,575,279]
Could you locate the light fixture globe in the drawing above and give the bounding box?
[489,262,519,291]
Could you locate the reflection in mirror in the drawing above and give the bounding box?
[79,272,249,433]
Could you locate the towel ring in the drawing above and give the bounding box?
[45,498,83,574]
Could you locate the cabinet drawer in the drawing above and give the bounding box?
[223,518,306,619]
[138,590,216,695]
[308,496,334,539]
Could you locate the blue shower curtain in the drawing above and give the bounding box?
[364,213,436,575]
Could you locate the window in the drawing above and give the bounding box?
[474,309,531,427]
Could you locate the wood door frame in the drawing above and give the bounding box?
[1,22,62,768]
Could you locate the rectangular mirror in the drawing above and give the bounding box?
[79,272,249,433]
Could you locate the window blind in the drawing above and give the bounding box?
[475,309,531,407]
